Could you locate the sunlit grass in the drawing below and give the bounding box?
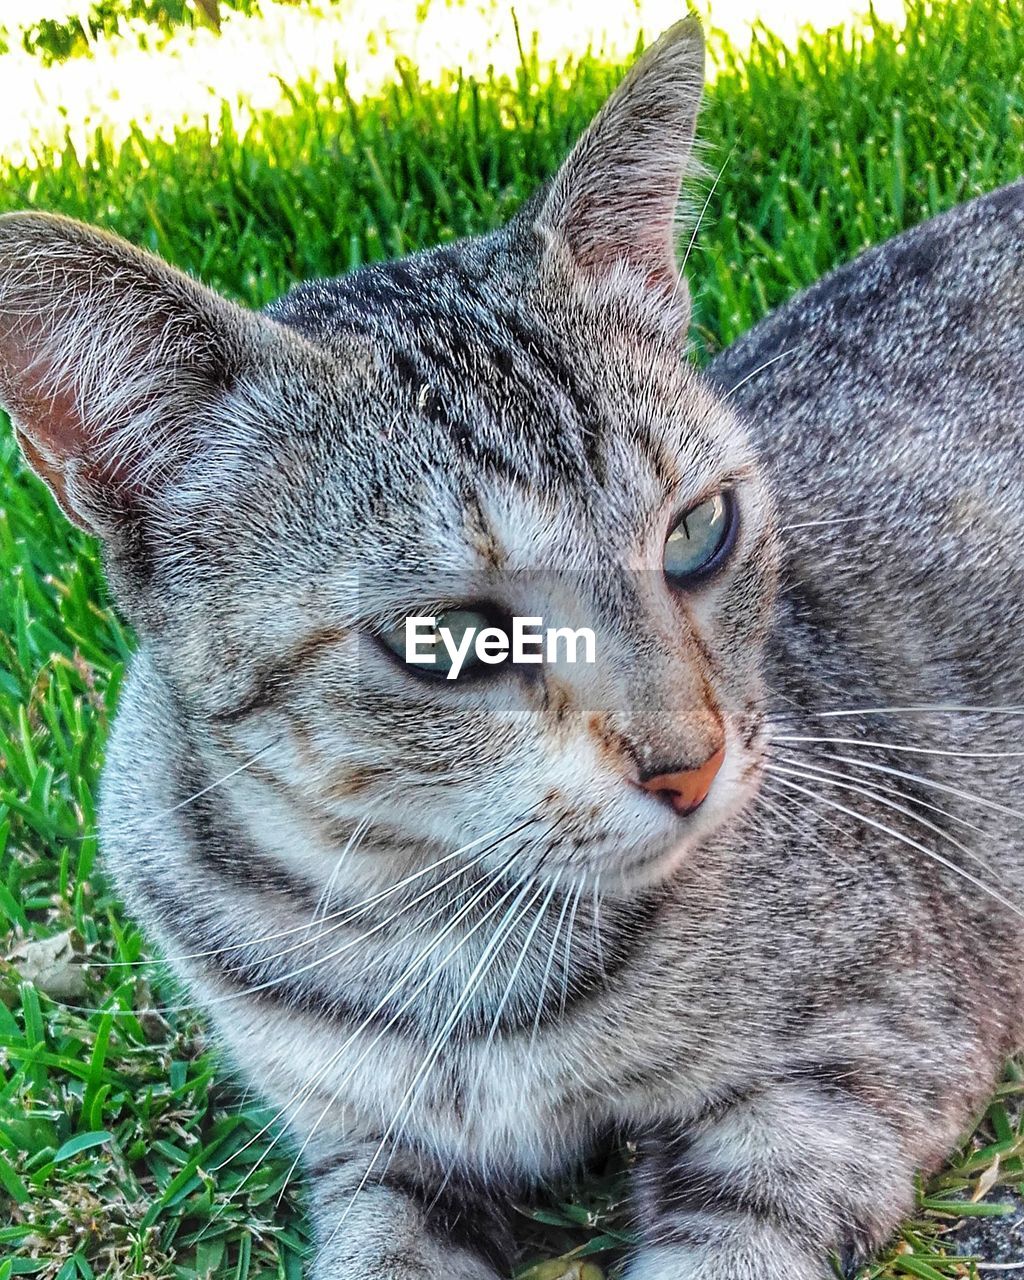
[0,0,915,167]
[1,0,1023,1277]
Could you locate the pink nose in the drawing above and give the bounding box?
[639,746,725,816]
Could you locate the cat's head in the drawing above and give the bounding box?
[0,18,779,895]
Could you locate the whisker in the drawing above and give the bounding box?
[262,819,564,1208]
[766,759,999,880]
[531,878,575,1049]
[378,824,568,1204]
[721,347,800,401]
[68,736,283,844]
[69,839,501,1025]
[325,870,548,1245]
[756,785,862,879]
[461,870,563,1117]
[423,867,565,1217]
[88,821,516,972]
[778,747,1024,826]
[185,842,504,1014]
[305,814,374,940]
[206,825,538,1162]
[767,770,1024,921]
[559,878,585,1016]
[678,148,733,279]
[771,733,1024,760]
[591,873,607,987]
[210,833,534,1220]
[196,876,506,1248]
[386,876,552,1187]
[770,704,1024,722]
[772,751,992,841]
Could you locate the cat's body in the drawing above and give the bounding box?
[3,18,1024,1280]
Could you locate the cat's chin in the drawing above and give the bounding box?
[537,822,723,897]
[607,843,689,893]
[608,829,721,893]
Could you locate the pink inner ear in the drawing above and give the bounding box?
[1,332,91,520]
[12,409,102,532]
[3,336,136,532]
[14,415,137,534]
[569,189,682,289]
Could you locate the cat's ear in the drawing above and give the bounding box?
[535,16,705,293]
[0,211,271,538]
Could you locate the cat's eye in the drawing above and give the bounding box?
[664,491,737,585]
[378,609,491,678]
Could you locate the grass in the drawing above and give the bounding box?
[0,0,914,167]
[1,0,1023,1276]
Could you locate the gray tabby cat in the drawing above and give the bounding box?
[2,15,1023,1279]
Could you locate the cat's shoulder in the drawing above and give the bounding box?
[709,178,1024,398]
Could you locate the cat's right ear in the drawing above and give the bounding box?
[0,211,275,539]
[534,16,705,298]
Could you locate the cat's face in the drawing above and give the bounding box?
[0,17,778,894]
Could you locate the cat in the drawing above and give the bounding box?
[2,14,1024,1280]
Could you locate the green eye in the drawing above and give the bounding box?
[664,491,737,585]
[379,609,490,676]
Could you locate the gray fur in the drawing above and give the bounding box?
[1,15,1023,1279]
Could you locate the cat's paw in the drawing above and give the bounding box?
[311,1239,503,1280]
[620,1244,832,1280]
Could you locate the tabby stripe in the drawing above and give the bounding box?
[206,625,348,723]
[135,854,664,1038]
[173,781,326,905]
[376,1165,516,1274]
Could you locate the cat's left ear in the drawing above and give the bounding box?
[534,15,705,295]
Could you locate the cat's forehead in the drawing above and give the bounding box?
[267,231,745,523]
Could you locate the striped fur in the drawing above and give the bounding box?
[3,14,1024,1280]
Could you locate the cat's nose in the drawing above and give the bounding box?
[638,746,725,816]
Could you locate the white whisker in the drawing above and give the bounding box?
[757,785,861,878]
[560,878,585,1016]
[89,821,516,973]
[772,734,1024,760]
[69,736,283,845]
[771,704,1024,722]
[269,818,565,1212]
[194,853,538,1253]
[721,347,799,400]
[462,871,562,1115]
[320,875,545,1242]
[210,825,535,1198]
[591,873,607,987]
[531,878,575,1049]
[678,149,732,279]
[767,770,1024,922]
[779,747,1024,826]
[766,759,1000,880]
[305,814,374,940]
[772,751,992,842]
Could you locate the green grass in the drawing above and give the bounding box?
[1,0,1024,1276]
